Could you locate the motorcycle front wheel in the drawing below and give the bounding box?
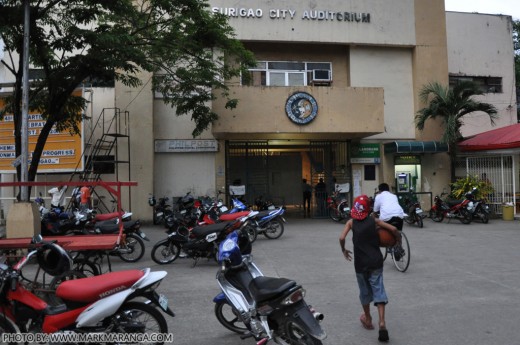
[104,301,168,344]
[429,209,444,222]
[151,239,181,264]
[243,224,258,243]
[264,219,284,239]
[329,207,342,222]
[214,300,248,334]
[118,233,145,263]
[0,316,19,345]
[476,208,489,224]
[459,209,472,224]
[276,319,323,345]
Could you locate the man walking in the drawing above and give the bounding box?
[302,179,312,217]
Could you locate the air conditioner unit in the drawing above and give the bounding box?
[312,69,331,82]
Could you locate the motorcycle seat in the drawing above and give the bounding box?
[219,211,249,221]
[446,199,463,207]
[248,276,297,303]
[56,270,145,303]
[192,222,231,237]
[95,211,125,221]
[95,220,139,234]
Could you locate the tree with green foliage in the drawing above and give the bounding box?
[415,81,498,182]
[0,0,255,190]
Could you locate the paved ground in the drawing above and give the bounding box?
[82,215,520,344]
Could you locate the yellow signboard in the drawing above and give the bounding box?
[0,94,84,173]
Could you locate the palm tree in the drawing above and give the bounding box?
[415,81,498,182]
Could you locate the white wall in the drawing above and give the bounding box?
[349,47,415,140]
[446,12,517,137]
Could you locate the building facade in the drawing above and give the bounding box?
[1,0,517,221]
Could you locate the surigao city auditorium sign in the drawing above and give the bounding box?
[211,7,371,23]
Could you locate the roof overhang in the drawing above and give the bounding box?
[384,141,448,154]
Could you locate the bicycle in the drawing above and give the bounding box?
[381,230,410,272]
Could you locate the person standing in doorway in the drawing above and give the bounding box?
[339,194,401,342]
[79,185,92,211]
[315,178,327,216]
[48,185,67,210]
[302,179,312,217]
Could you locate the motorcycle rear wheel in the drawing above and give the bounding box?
[214,300,248,334]
[264,219,284,239]
[277,319,323,345]
[151,240,181,264]
[105,301,167,344]
[118,233,145,263]
[416,215,423,228]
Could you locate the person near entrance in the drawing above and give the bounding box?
[314,178,327,216]
[48,185,67,209]
[373,183,404,230]
[302,179,312,216]
[339,194,401,342]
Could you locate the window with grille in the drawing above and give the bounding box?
[242,61,332,87]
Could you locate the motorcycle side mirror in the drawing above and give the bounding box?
[32,234,43,244]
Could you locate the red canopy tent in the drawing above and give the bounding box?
[459,123,520,152]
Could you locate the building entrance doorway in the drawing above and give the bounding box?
[226,140,350,218]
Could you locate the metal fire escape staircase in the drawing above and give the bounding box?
[68,108,131,213]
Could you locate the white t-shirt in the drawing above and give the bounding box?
[373,191,404,221]
[48,186,67,206]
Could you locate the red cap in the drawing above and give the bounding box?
[351,195,370,220]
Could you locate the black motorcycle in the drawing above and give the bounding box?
[149,195,173,226]
[151,211,256,266]
[213,230,326,344]
[465,187,490,223]
[401,195,425,228]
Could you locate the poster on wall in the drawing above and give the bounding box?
[0,91,84,173]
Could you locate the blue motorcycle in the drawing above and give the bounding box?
[213,230,326,344]
[243,206,286,243]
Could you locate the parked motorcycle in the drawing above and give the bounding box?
[0,236,174,342]
[149,194,173,226]
[151,211,257,266]
[242,206,286,243]
[401,194,425,228]
[465,187,490,223]
[213,230,326,344]
[254,195,275,211]
[429,193,473,224]
[327,188,351,222]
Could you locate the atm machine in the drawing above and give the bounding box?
[396,173,411,193]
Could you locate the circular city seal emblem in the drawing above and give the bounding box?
[285,92,318,125]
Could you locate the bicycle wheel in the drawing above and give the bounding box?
[391,232,410,272]
[73,258,100,277]
[380,247,388,261]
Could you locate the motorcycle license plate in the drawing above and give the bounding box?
[415,208,423,214]
[158,294,169,311]
[220,206,228,212]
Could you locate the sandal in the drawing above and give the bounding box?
[378,328,389,342]
[360,314,374,330]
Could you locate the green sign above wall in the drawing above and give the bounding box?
[351,143,380,164]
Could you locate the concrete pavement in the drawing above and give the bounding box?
[107,215,520,345]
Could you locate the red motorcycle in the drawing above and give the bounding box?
[327,188,351,222]
[0,237,174,341]
[429,193,473,224]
